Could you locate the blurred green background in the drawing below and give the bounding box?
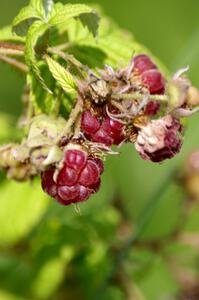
[0,1,199,300]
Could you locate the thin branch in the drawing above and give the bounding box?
[55,99,83,144]
[0,42,24,56]
[112,92,168,102]
[49,42,73,52]
[0,54,28,73]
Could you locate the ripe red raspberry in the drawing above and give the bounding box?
[135,115,183,162]
[133,54,157,74]
[81,111,125,146]
[141,69,165,94]
[41,146,104,206]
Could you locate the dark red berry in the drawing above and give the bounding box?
[141,69,165,94]
[133,54,157,74]
[79,160,100,187]
[41,147,104,206]
[81,111,100,135]
[65,149,87,172]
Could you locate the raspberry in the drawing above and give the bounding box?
[133,54,157,74]
[41,146,104,206]
[81,111,125,146]
[141,69,165,94]
[135,115,183,162]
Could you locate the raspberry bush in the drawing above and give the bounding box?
[1,1,199,299]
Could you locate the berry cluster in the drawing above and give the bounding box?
[42,147,104,205]
[1,53,198,207]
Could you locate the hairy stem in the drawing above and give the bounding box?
[56,99,83,144]
[112,92,168,102]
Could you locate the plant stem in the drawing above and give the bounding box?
[112,92,168,102]
[0,54,28,73]
[0,42,24,56]
[55,99,83,144]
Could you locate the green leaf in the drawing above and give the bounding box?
[49,3,99,37]
[0,180,48,246]
[78,12,100,38]
[28,70,55,114]
[46,55,77,95]
[25,21,52,94]
[31,246,74,299]
[0,26,24,43]
[12,0,54,37]
[12,5,41,37]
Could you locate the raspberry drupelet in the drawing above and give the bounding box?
[41,147,104,205]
